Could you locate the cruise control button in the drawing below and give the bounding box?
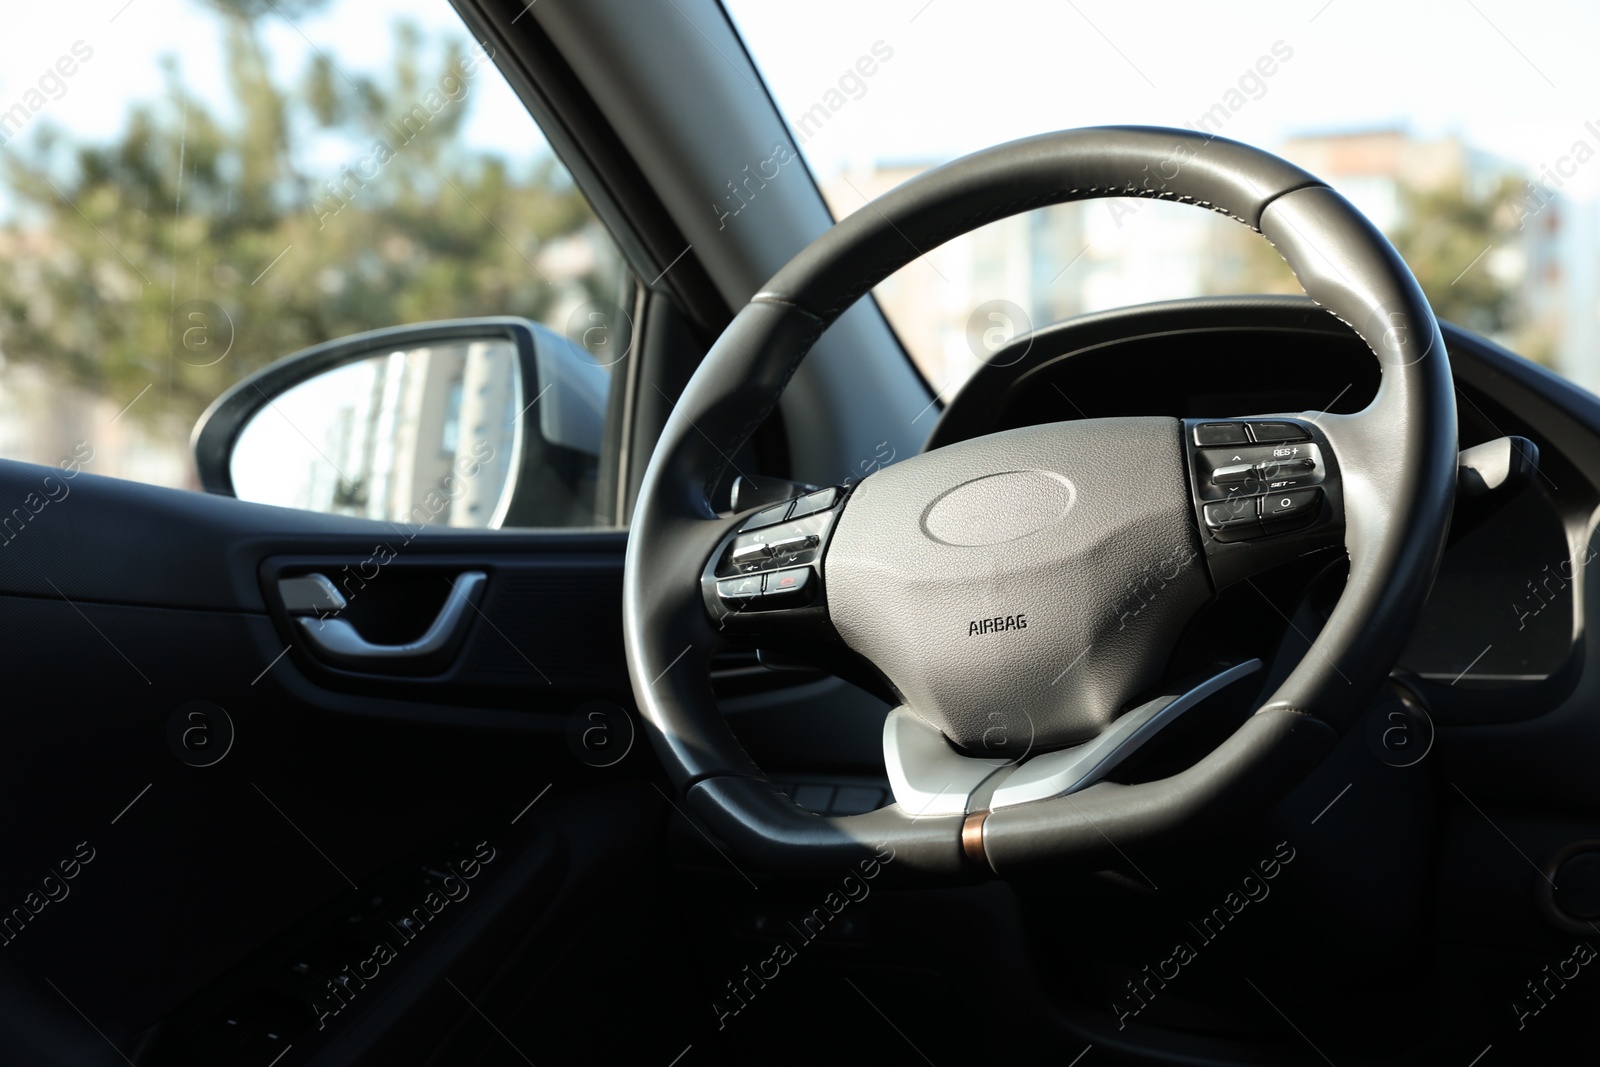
[1203,497,1261,542]
[788,487,838,520]
[1212,463,1254,485]
[1195,422,1249,446]
[1250,421,1311,443]
[762,567,813,603]
[1260,457,1315,476]
[740,500,794,531]
[1262,488,1322,522]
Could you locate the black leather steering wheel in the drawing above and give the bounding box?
[623,126,1456,879]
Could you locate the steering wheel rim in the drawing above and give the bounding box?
[623,126,1457,879]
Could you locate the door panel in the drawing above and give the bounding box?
[0,458,678,1064]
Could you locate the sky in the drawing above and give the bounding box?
[0,0,542,187]
[6,1,1597,201]
[724,0,1600,204]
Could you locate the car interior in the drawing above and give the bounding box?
[3,0,1599,1064]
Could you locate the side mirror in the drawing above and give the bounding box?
[193,317,614,528]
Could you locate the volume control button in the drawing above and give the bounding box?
[730,542,771,566]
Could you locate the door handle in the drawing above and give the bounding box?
[285,571,487,664]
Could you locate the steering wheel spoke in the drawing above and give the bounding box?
[882,658,1264,817]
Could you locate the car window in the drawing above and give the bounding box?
[0,0,632,525]
[726,0,1597,403]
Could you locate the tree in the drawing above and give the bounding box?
[1390,175,1523,339]
[1198,171,1527,349]
[0,0,617,430]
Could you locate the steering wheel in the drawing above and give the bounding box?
[623,126,1456,879]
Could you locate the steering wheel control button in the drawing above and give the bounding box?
[1262,488,1322,527]
[740,500,794,531]
[741,512,829,564]
[1250,420,1312,443]
[704,485,848,624]
[762,567,813,604]
[1262,457,1317,492]
[1194,422,1250,447]
[1211,462,1255,486]
[767,533,819,558]
[716,574,764,605]
[1203,497,1261,542]
[1194,440,1327,502]
[1184,417,1345,588]
[730,540,772,567]
[787,487,839,519]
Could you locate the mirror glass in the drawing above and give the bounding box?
[230,339,522,528]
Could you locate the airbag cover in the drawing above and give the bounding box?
[826,418,1210,754]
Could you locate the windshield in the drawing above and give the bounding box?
[725,0,1598,402]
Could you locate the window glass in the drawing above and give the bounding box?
[727,0,1598,401]
[0,0,631,515]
